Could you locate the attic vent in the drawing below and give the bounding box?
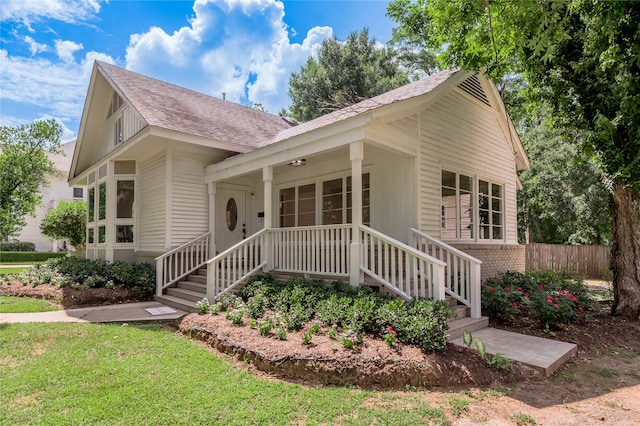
[107,92,124,118]
[458,75,491,107]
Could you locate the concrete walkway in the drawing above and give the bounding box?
[450,327,577,376]
[0,301,187,324]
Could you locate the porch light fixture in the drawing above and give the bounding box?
[288,159,306,167]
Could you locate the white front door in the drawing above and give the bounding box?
[216,189,247,252]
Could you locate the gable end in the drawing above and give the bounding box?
[457,75,491,107]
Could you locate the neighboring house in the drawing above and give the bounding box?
[17,140,84,251]
[69,61,529,318]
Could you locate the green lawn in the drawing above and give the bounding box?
[0,296,59,313]
[0,323,451,425]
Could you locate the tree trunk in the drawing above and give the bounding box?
[610,181,640,319]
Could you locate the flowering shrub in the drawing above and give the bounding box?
[226,307,245,325]
[341,329,362,349]
[300,325,313,345]
[383,326,397,347]
[195,298,211,315]
[257,316,275,336]
[481,271,593,330]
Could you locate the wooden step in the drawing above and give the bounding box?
[166,287,207,303]
[155,294,198,313]
[447,316,489,340]
[176,280,206,293]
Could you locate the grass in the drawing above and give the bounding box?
[1,322,453,425]
[0,267,32,275]
[0,296,59,313]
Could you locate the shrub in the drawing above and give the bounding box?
[481,271,593,329]
[195,298,211,315]
[226,307,245,325]
[0,242,35,252]
[0,251,68,262]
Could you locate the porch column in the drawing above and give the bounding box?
[263,166,273,270]
[208,182,217,258]
[349,141,364,287]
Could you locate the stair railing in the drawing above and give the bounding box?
[155,232,210,296]
[360,225,446,301]
[409,228,482,318]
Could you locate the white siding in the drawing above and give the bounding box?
[416,91,519,244]
[169,150,211,246]
[138,150,166,249]
[96,105,146,160]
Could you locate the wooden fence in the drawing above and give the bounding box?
[525,244,611,279]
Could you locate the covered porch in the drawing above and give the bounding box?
[155,133,483,319]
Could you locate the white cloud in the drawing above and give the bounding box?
[25,36,49,56]
[1,0,103,25]
[55,39,84,62]
[0,49,115,137]
[125,0,332,113]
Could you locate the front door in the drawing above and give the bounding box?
[216,188,247,252]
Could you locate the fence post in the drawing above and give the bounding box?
[155,258,163,297]
[470,261,481,319]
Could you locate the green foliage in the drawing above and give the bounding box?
[237,276,452,352]
[226,307,245,325]
[195,298,211,315]
[487,353,513,371]
[287,28,409,121]
[0,251,68,262]
[6,257,156,297]
[40,200,87,248]
[0,242,35,251]
[481,271,594,329]
[0,119,63,239]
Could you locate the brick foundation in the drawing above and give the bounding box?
[451,244,526,280]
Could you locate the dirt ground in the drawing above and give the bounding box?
[3,279,639,425]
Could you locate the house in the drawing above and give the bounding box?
[69,61,529,318]
[17,140,84,251]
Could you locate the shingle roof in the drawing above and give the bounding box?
[97,61,293,148]
[266,69,460,146]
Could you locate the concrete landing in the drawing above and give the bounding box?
[451,327,577,376]
[0,301,188,324]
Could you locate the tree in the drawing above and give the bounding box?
[388,0,640,318]
[40,200,87,249]
[288,28,409,122]
[0,119,63,240]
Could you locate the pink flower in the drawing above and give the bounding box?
[483,280,488,285]
[512,302,518,307]
[553,304,559,309]
[578,307,584,312]
[524,292,529,297]
[572,297,578,302]
[517,287,522,291]
[494,276,498,280]
[538,285,544,290]
[505,288,510,292]
[489,287,495,293]
[554,297,559,302]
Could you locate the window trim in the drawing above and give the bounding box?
[440,168,506,243]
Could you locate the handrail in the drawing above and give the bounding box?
[360,225,446,301]
[155,232,210,296]
[206,229,268,299]
[409,228,482,318]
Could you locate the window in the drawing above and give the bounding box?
[347,173,370,226]
[87,228,94,244]
[116,225,134,243]
[441,170,504,242]
[98,183,106,221]
[322,178,343,224]
[279,184,316,227]
[114,116,123,146]
[73,188,83,198]
[88,188,95,223]
[116,180,134,218]
[479,180,503,240]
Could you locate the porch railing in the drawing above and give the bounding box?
[410,228,482,318]
[207,225,352,300]
[207,229,268,299]
[155,232,210,296]
[360,225,446,301]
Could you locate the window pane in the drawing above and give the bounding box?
[98,226,106,243]
[298,184,315,225]
[479,194,489,210]
[299,183,315,199]
[298,213,315,227]
[323,194,342,211]
[323,178,342,195]
[442,170,456,188]
[492,183,502,198]
[492,212,502,226]
[280,187,295,202]
[98,183,106,221]
[493,226,503,240]
[73,188,83,198]
[492,198,502,211]
[281,215,295,227]
[280,200,295,215]
[87,228,94,244]
[298,198,315,214]
[116,225,134,243]
[459,192,473,239]
[226,198,238,231]
[88,188,95,223]
[479,180,489,195]
[479,210,489,225]
[480,226,490,239]
[459,174,472,192]
[116,180,134,219]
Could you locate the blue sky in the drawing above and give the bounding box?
[1,0,397,141]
